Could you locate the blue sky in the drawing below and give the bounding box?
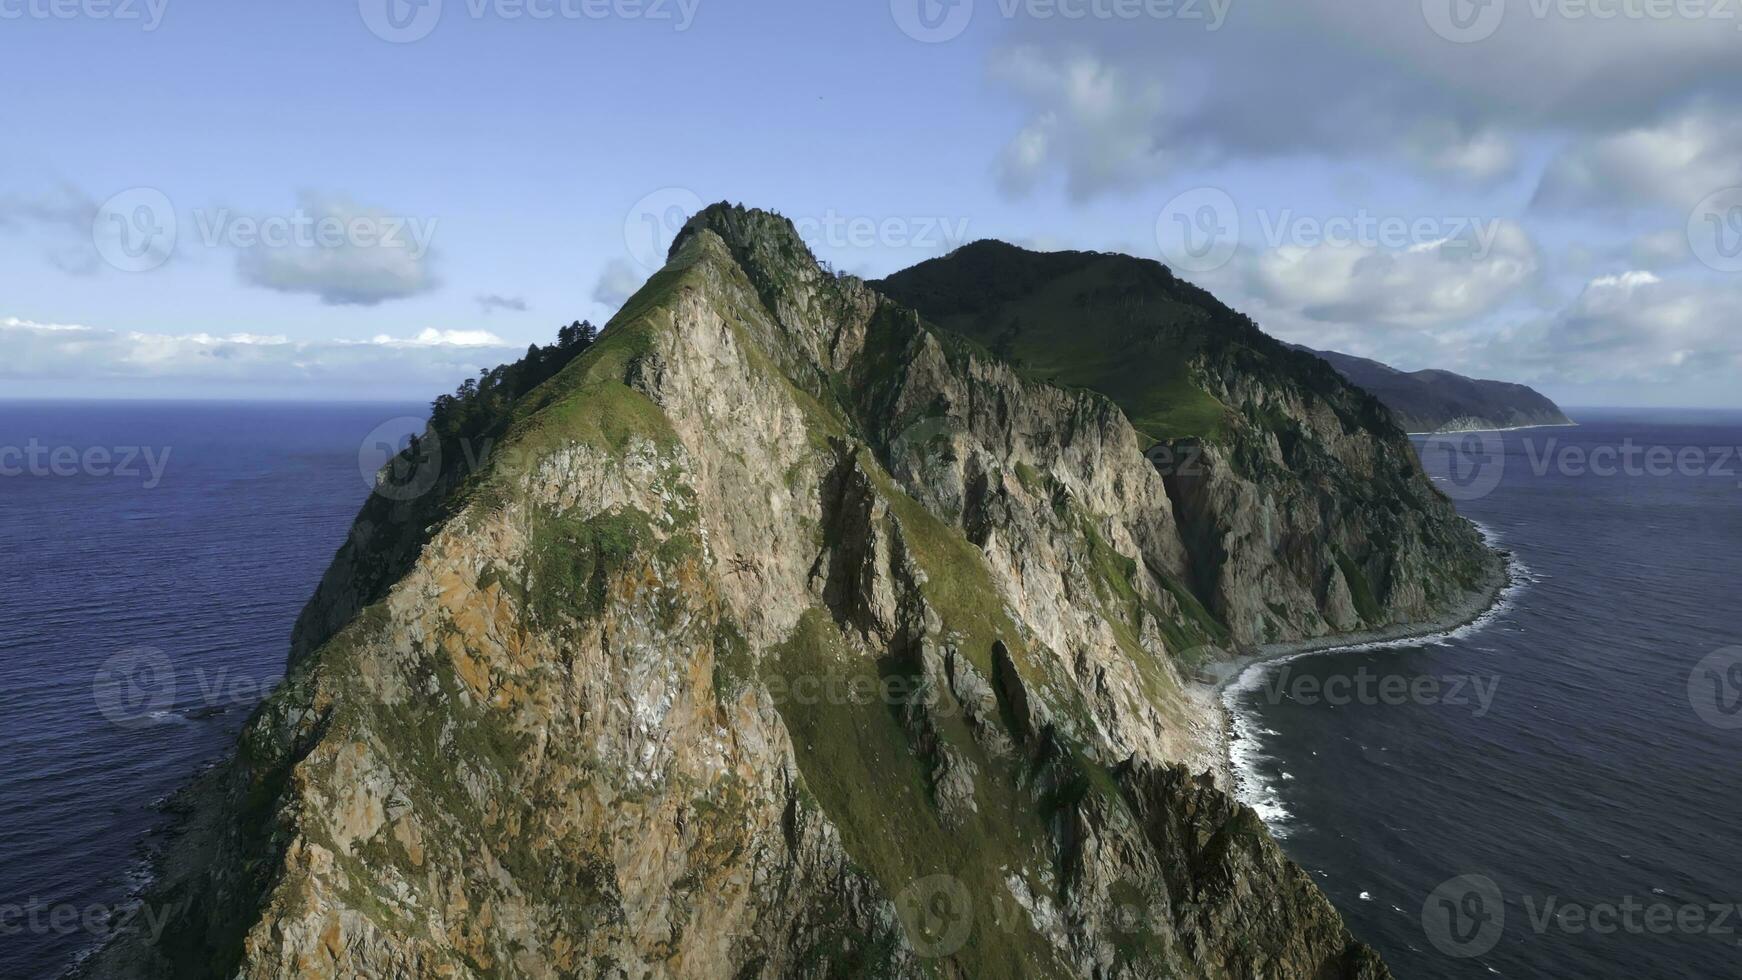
[5,0,1742,406]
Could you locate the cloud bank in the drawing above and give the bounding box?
[229,192,440,306]
[1,317,516,398]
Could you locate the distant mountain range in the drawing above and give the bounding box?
[1291,346,1573,434]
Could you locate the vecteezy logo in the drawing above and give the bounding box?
[93,647,177,729]
[1689,647,1742,730]
[92,188,176,273]
[624,187,704,271]
[1155,187,1239,274]
[1419,428,1505,501]
[1422,0,1505,43]
[1689,188,1742,274]
[890,0,973,42]
[894,873,974,958]
[359,417,443,501]
[1422,874,1505,958]
[359,0,443,43]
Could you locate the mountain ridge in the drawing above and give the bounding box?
[1290,345,1573,434]
[876,239,1499,648]
[80,204,1501,979]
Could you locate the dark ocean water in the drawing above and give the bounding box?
[1228,408,1742,978]
[0,401,421,979]
[3,403,1738,978]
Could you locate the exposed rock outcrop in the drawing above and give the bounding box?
[81,205,1498,979]
[876,242,1499,647]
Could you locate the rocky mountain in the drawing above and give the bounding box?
[1291,346,1573,434]
[876,241,1498,648]
[83,207,1498,979]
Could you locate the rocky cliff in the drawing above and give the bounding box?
[80,206,1496,979]
[876,243,1499,648]
[1292,346,1573,435]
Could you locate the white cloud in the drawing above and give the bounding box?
[232,192,440,306]
[1219,265,1742,404]
[1402,123,1517,183]
[989,46,1178,199]
[970,3,1742,404]
[0,316,517,393]
[1587,271,1662,291]
[1629,229,1695,268]
[1535,105,1742,210]
[1500,271,1742,383]
[986,0,1742,196]
[368,328,507,347]
[1230,221,1541,330]
[1563,229,1696,278]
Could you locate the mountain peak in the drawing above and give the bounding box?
[82,199,1513,980]
[671,201,818,268]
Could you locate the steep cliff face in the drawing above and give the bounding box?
[876,244,1499,647]
[82,206,1440,979]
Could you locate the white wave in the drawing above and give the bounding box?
[1225,700,1294,832]
[1222,522,1529,835]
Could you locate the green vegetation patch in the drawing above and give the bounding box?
[878,253,1234,444]
[1126,373,1232,444]
[765,610,1071,979]
[470,257,700,493]
[526,506,654,627]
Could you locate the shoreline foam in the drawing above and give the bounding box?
[1405,421,1579,436]
[1194,524,1523,834]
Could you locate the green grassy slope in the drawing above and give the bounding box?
[875,241,1392,446]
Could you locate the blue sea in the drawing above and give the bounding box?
[1228,408,1742,977]
[0,401,422,979]
[2,402,1738,977]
